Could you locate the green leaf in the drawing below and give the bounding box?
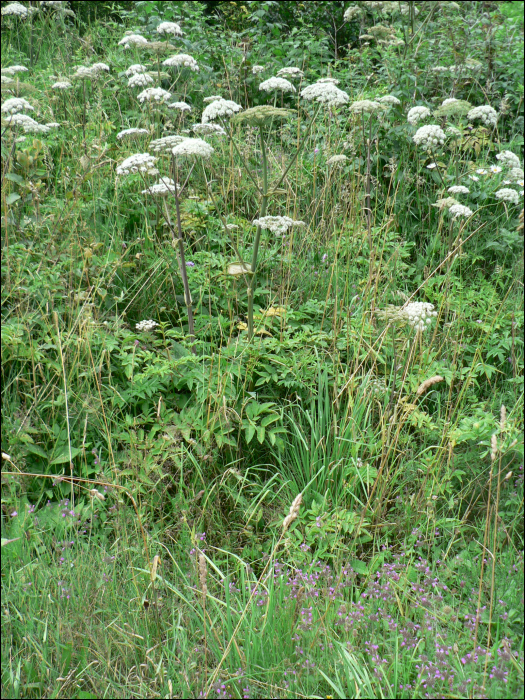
[257,425,265,444]
[49,446,81,465]
[24,444,48,459]
[245,423,255,444]
[6,193,21,205]
[4,173,26,185]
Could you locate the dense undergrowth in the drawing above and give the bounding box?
[1,1,524,698]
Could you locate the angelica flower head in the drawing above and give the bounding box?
[2,3,29,17]
[202,98,242,123]
[402,301,437,332]
[92,63,110,74]
[407,106,431,125]
[259,77,296,93]
[149,135,188,152]
[448,204,473,219]
[171,137,215,159]
[432,197,460,210]
[192,122,226,136]
[1,97,34,115]
[344,6,362,21]
[252,216,305,236]
[142,177,179,196]
[168,101,192,111]
[378,94,400,106]
[447,185,470,195]
[300,81,349,107]
[118,33,148,48]
[3,114,49,133]
[52,80,72,89]
[116,127,149,141]
[73,66,98,80]
[203,95,223,103]
[252,65,265,75]
[125,64,147,77]
[327,154,348,165]
[162,54,199,71]
[495,188,519,205]
[277,67,304,78]
[413,124,446,150]
[467,105,498,127]
[2,65,28,75]
[137,87,171,103]
[116,153,157,175]
[349,99,381,114]
[496,150,521,169]
[128,73,153,88]
[136,320,158,331]
[509,167,524,182]
[157,21,183,36]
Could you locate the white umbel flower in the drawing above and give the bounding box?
[327,154,348,165]
[402,302,437,332]
[252,216,305,235]
[316,78,339,84]
[128,73,153,88]
[203,95,222,103]
[259,77,296,93]
[142,177,179,196]
[172,138,215,159]
[496,150,521,169]
[300,81,349,107]
[495,188,519,205]
[118,33,148,48]
[349,99,381,113]
[413,125,446,150]
[125,64,148,77]
[192,122,226,136]
[73,66,97,80]
[92,62,110,74]
[1,97,34,115]
[447,185,470,194]
[2,65,28,75]
[344,6,362,21]
[116,153,157,175]
[3,113,49,133]
[467,105,498,127]
[252,65,265,75]
[137,87,171,103]
[168,101,192,111]
[378,95,401,105]
[1,3,29,17]
[202,98,242,123]
[52,80,72,89]
[448,204,473,219]
[150,135,187,152]
[136,320,158,331]
[277,67,304,78]
[157,21,183,36]
[407,106,431,125]
[116,127,149,140]
[163,54,199,71]
[1,76,14,85]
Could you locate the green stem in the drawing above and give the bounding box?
[272,103,322,192]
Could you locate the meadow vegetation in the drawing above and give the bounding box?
[1,1,524,697]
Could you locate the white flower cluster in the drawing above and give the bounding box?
[412,124,446,150]
[277,67,304,78]
[201,98,242,123]
[4,113,50,133]
[157,21,183,36]
[136,320,158,331]
[1,76,14,85]
[125,64,147,77]
[163,54,199,71]
[317,78,339,84]
[300,80,349,107]
[2,3,29,17]
[441,98,458,106]
[447,185,470,195]
[407,106,431,125]
[496,150,521,169]
[327,154,348,165]
[508,167,524,182]
[495,188,519,205]
[150,135,187,152]
[2,65,28,75]
[378,95,400,105]
[171,138,215,159]
[1,97,34,115]
[52,80,72,89]
[252,216,305,235]
[116,127,149,140]
[448,204,473,219]
[118,34,148,48]
[259,77,296,93]
[137,87,171,103]
[128,73,153,88]
[402,302,437,332]
[344,6,362,21]
[252,65,265,75]
[192,122,226,136]
[168,102,191,112]
[116,153,157,175]
[446,126,462,137]
[467,105,498,127]
[73,64,109,80]
[92,63,110,73]
[349,99,381,113]
[142,177,179,196]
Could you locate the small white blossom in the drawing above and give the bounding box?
[496,150,521,169]
[300,81,349,107]
[45,122,60,128]
[401,301,437,333]
[142,177,179,196]
[495,188,519,205]
[468,175,479,181]
[1,3,29,17]
[92,62,110,74]
[73,66,98,80]
[125,64,148,77]
[252,65,265,75]
[448,204,473,219]
[446,126,462,137]
[252,216,305,235]
[168,101,192,111]
[407,106,431,125]
[476,168,488,175]
[150,135,187,152]
[349,99,381,113]
[128,73,153,88]
[327,154,348,165]
[172,137,214,159]
[467,105,498,127]
[277,67,304,78]
[426,163,437,169]
[137,87,171,103]
[448,185,470,195]
[489,165,502,174]
[116,127,149,140]
[156,21,183,36]
[136,320,158,331]
[316,78,339,84]
[508,167,524,181]
[432,66,450,73]
[52,80,72,89]
[259,77,296,93]
[118,33,148,48]
[163,54,199,71]
[413,124,446,150]
[202,98,242,123]
[192,122,226,136]
[378,95,400,105]
[116,153,157,175]
[1,97,34,115]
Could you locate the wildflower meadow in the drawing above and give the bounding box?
[1,1,524,698]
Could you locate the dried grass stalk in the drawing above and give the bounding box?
[416,375,444,396]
